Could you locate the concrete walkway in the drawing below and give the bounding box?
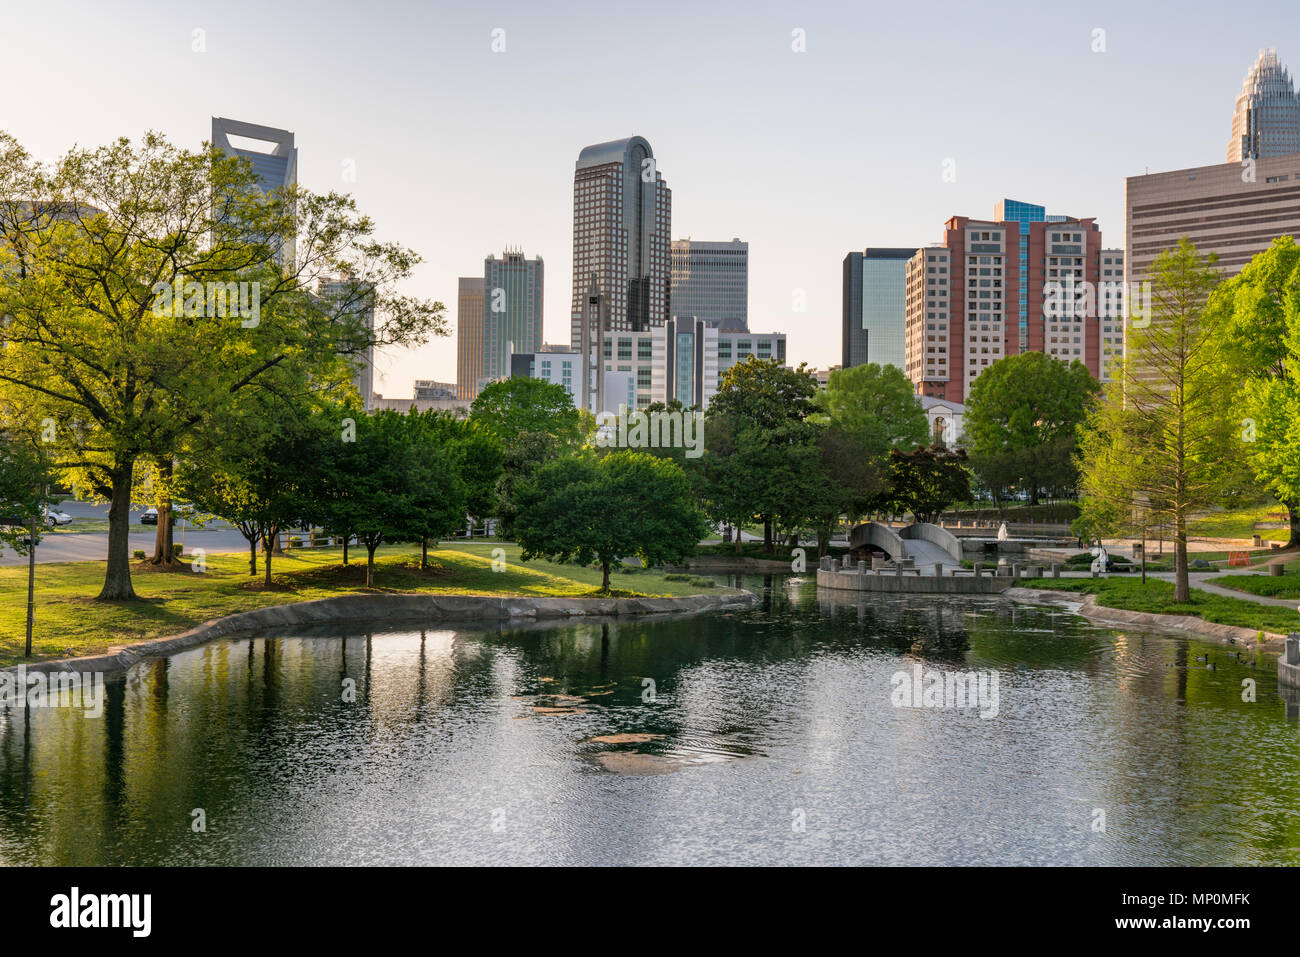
[900,537,963,572]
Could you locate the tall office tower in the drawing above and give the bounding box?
[670,238,748,331]
[481,249,544,384]
[570,137,672,350]
[1227,49,1300,162]
[318,276,375,410]
[211,117,298,265]
[1125,154,1300,376]
[456,277,486,401]
[905,214,1105,403]
[1126,156,1300,282]
[842,248,916,370]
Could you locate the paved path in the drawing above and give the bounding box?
[900,537,963,571]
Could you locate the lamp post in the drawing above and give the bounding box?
[25,506,37,658]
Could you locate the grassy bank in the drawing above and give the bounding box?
[1021,577,1300,634]
[1188,502,1290,542]
[1205,571,1300,600]
[0,543,724,667]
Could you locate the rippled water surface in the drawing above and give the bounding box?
[3,575,1299,865]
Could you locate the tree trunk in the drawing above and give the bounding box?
[1174,516,1190,602]
[264,534,274,588]
[149,459,178,566]
[97,463,137,601]
[247,536,258,576]
[366,542,377,587]
[342,535,349,565]
[601,561,610,592]
[763,517,772,553]
[1286,500,1300,550]
[421,536,429,570]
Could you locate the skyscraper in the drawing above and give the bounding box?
[670,238,748,330]
[1227,49,1300,162]
[905,213,1108,403]
[211,117,298,266]
[570,137,672,350]
[456,276,485,401]
[482,249,544,384]
[842,248,915,370]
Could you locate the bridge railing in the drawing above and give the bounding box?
[849,521,906,560]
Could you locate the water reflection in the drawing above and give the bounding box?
[0,575,1297,866]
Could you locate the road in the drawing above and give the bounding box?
[0,501,250,567]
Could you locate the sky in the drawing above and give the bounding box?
[3,0,1289,396]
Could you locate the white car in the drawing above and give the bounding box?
[45,508,72,527]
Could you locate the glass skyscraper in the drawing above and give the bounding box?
[842,248,915,370]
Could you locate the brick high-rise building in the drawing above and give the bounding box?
[905,209,1109,403]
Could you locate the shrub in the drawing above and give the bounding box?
[663,572,693,582]
[132,549,146,560]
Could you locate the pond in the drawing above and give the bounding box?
[1,575,1297,865]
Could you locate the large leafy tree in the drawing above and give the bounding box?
[513,450,707,592]
[814,362,928,456]
[0,131,444,600]
[1076,241,1244,601]
[701,357,819,551]
[885,445,971,524]
[963,352,1099,506]
[176,387,328,584]
[1210,237,1300,546]
[307,409,462,587]
[470,377,584,532]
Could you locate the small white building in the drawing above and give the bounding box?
[920,395,965,447]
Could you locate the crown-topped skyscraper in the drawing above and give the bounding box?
[1227,49,1300,161]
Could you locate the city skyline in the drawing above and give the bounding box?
[4,0,1292,396]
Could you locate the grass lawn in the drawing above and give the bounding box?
[1205,571,1300,600]
[1022,576,1300,634]
[0,543,725,667]
[1188,502,1290,542]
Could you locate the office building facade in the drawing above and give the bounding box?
[905,213,1109,402]
[570,137,672,349]
[670,238,748,331]
[482,249,544,384]
[456,277,485,401]
[842,248,915,370]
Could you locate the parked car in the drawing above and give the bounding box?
[44,508,72,527]
[140,508,158,525]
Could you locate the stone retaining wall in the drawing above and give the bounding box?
[3,590,758,677]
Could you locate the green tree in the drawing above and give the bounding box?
[963,352,1099,506]
[513,450,707,592]
[885,445,971,524]
[1210,236,1300,546]
[176,390,328,584]
[703,357,819,550]
[470,377,584,533]
[814,362,929,456]
[1076,240,1243,601]
[0,430,52,555]
[0,131,444,600]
